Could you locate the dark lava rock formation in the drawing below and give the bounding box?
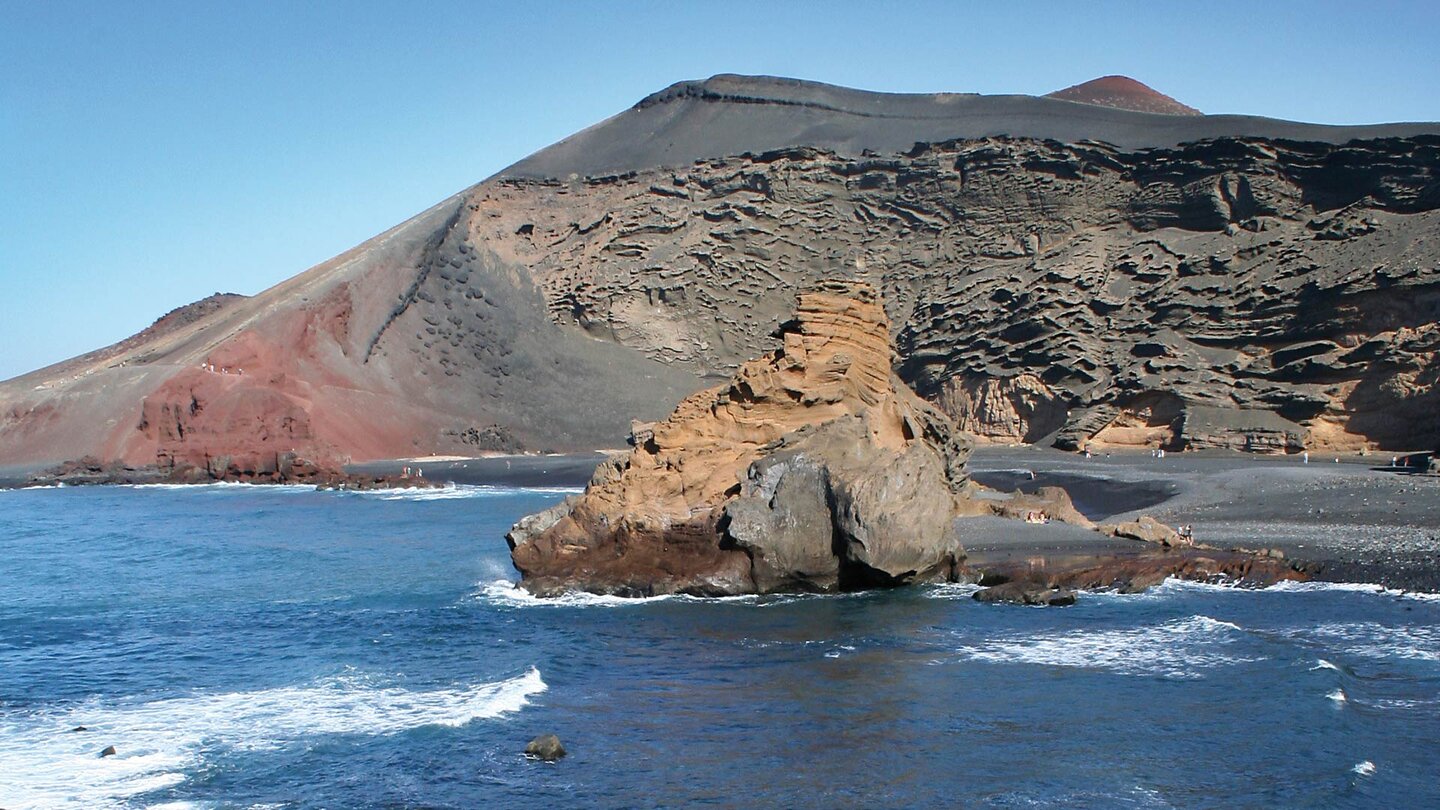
[2,74,1438,474]
[26,454,443,490]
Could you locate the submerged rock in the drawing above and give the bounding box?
[508,280,974,597]
[525,734,566,761]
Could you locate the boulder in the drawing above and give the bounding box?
[1102,515,1185,546]
[525,734,566,761]
[99,745,116,758]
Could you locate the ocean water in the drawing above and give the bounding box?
[2,485,1438,809]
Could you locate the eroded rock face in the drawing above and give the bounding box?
[477,135,1440,454]
[506,281,972,596]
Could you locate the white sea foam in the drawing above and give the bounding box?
[348,484,582,501]
[923,583,983,600]
[475,578,771,608]
[472,579,862,609]
[1300,622,1440,664]
[1312,659,1342,672]
[956,616,1259,679]
[121,482,318,493]
[0,668,545,810]
[1327,688,1348,704]
[1353,760,1376,776]
[1264,580,1440,602]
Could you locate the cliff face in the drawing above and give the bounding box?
[473,135,1440,452]
[2,75,1438,470]
[507,280,974,596]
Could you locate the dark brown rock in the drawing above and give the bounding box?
[973,582,1077,606]
[99,745,116,758]
[525,734,566,761]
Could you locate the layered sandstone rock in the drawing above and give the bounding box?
[507,281,975,596]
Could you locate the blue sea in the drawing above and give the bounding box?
[2,484,1438,809]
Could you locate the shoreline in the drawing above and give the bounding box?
[966,446,1440,592]
[345,452,610,488]
[8,447,1437,592]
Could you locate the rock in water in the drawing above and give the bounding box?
[507,280,974,597]
[973,582,1078,606]
[525,734,566,761]
[99,745,116,757]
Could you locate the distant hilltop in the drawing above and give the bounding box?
[1045,75,1203,116]
[507,73,1437,179]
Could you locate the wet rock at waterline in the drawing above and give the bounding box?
[525,734,566,761]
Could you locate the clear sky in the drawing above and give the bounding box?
[2,0,1437,381]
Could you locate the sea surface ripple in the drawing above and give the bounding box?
[1,484,1437,808]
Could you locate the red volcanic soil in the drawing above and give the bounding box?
[1045,76,1202,116]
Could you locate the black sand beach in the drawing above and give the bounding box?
[347,453,608,488]
[969,447,1440,592]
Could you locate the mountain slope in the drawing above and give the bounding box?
[3,75,1438,471]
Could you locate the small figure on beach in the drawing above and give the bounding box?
[1303,451,1309,463]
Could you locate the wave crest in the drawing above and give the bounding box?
[955,616,1258,679]
[0,667,545,809]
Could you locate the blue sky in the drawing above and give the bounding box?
[2,0,1438,381]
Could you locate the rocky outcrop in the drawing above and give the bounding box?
[24,454,442,490]
[524,734,566,761]
[956,516,1311,603]
[507,281,975,596]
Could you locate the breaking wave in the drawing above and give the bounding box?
[1298,622,1440,664]
[348,484,582,501]
[471,579,856,609]
[0,668,545,810]
[955,616,1261,679]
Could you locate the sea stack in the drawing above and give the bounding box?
[507,279,976,597]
